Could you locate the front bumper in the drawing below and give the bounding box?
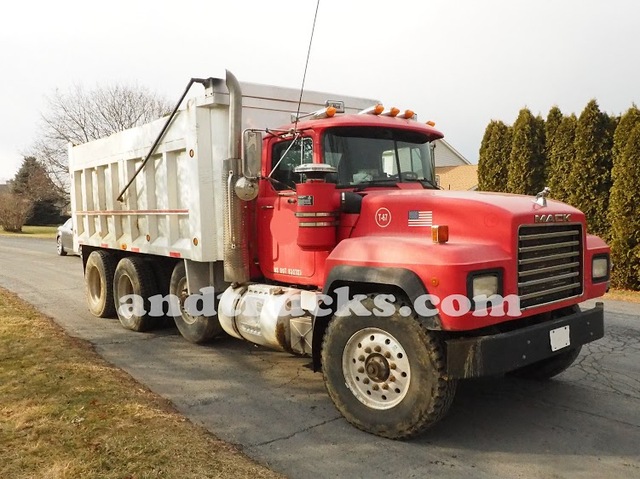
[446,303,604,379]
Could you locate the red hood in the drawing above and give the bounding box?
[351,189,585,253]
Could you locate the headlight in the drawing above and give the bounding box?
[592,255,609,282]
[471,274,499,297]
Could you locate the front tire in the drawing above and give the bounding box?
[169,262,223,343]
[321,296,457,439]
[113,257,159,332]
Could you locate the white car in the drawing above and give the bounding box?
[56,218,77,256]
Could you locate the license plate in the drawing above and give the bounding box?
[550,326,570,352]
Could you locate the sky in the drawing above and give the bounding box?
[1,0,639,182]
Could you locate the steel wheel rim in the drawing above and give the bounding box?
[342,327,411,410]
[176,276,197,325]
[86,265,102,305]
[116,275,135,319]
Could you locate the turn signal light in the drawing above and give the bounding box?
[432,225,449,244]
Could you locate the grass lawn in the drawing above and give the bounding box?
[0,288,283,479]
[604,288,640,303]
[0,225,59,239]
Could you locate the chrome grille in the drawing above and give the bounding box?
[518,224,583,309]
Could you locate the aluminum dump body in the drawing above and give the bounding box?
[69,77,376,261]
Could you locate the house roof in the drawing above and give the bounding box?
[436,164,478,191]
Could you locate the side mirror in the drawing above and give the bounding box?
[243,130,262,179]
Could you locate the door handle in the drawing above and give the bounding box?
[261,205,274,209]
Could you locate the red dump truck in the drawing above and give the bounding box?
[70,71,610,438]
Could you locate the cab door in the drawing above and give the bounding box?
[257,136,317,282]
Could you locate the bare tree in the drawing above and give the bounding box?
[0,193,32,232]
[28,83,171,193]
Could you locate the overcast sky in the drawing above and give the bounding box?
[1,0,639,182]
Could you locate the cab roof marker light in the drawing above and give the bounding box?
[426,120,436,127]
[312,106,337,119]
[358,104,384,115]
[291,106,337,122]
[381,107,400,117]
[397,109,416,120]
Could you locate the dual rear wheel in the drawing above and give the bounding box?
[84,250,222,341]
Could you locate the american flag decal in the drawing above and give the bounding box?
[408,210,432,227]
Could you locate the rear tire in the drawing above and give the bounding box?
[321,296,457,439]
[169,262,223,343]
[85,250,116,318]
[113,257,159,332]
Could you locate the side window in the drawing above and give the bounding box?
[270,137,313,190]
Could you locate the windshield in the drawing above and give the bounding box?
[322,127,436,188]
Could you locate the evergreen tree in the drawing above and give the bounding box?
[478,120,512,192]
[507,108,546,195]
[545,106,564,149]
[545,106,563,182]
[547,114,577,204]
[569,100,614,238]
[609,107,640,290]
[11,157,64,225]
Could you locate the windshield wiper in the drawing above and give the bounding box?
[353,178,399,191]
[418,178,440,190]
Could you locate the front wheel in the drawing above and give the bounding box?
[321,297,457,439]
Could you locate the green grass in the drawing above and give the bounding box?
[0,288,283,479]
[0,225,58,238]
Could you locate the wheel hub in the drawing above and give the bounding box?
[365,354,390,382]
[342,327,411,410]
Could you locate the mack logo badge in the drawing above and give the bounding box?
[534,213,571,223]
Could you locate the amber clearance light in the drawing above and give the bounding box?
[432,225,449,244]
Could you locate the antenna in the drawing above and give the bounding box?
[293,0,321,131]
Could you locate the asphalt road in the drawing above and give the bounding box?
[1,236,639,479]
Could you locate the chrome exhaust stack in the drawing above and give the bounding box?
[223,70,250,284]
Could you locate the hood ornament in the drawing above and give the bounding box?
[533,186,551,207]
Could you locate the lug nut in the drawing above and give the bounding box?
[358,367,364,373]
[374,345,381,352]
[384,351,391,358]
[382,383,389,390]
[372,385,379,391]
[364,347,372,353]
[358,355,365,362]
[389,363,396,370]
[363,378,370,384]
[389,376,396,382]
